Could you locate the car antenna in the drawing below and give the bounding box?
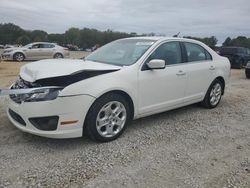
[173,32,180,37]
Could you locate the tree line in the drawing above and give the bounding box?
[0,23,250,49]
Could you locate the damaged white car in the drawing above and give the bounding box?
[0,37,230,142]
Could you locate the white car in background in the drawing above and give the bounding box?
[1,42,69,62]
[2,37,230,142]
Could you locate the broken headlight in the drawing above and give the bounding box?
[24,88,62,102]
[2,87,63,103]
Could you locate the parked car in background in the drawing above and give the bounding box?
[85,48,92,52]
[219,47,250,69]
[91,44,100,51]
[0,45,4,49]
[65,44,79,51]
[2,37,230,142]
[1,42,69,62]
[246,61,250,78]
[4,44,15,49]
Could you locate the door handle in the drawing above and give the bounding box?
[176,70,186,76]
[209,66,215,70]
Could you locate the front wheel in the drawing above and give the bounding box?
[84,93,131,142]
[201,79,223,108]
[13,52,25,62]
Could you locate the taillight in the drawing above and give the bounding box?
[64,48,69,51]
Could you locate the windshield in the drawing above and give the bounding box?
[23,44,32,48]
[85,39,155,66]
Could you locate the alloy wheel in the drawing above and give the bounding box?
[15,53,24,62]
[209,83,222,106]
[54,53,63,58]
[96,101,127,138]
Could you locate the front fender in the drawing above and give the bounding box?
[60,68,138,115]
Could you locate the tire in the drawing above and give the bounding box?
[84,93,131,142]
[201,79,223,109]
[246,69,250,79]
[13,52,25,62]
[54,53,63,59]
[238,59,244,69]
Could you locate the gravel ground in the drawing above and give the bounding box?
[0,65,250,187]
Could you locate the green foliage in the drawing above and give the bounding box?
[184,36,218,48]
[0,23,25,44]
[30,30,48,42]
[1,23,250,49]
[0,23,134,48]
[16,35,31,45]
[222,37,231,46]
[223,36,250,48]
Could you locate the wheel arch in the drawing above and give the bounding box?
[214,76,225,95]
[53,52,64,58]
[97,90,135,119]
[82,89,135,137]
[13,51,25,60]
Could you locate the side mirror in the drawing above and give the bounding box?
[147,59,166,69]
[28,47,32,49]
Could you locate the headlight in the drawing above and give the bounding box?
[4,50,13,53]
[24,88,61,102]
[1,76,64,103]
[1,87,63,103]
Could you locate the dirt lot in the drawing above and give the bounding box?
[0,56,250,187]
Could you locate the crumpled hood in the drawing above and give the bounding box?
[20,59,121,82]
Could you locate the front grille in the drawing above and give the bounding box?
[9,109,26,126]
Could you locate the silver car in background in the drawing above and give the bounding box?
[1,42,69,62]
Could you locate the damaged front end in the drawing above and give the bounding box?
[0,69,119,104]
[0,77,63,104]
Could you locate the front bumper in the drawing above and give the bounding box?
[7,94,95,138]
[1,53,13,60]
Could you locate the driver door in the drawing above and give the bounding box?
[138,41,188,115]
[25,43,42,60]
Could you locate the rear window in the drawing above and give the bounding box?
[184,42,212,62]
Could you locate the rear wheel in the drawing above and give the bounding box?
[238,59,244,69]
[13,52,25,62]
[54,53,63,59]
[201,79,223,108]
[246,69,250,79]
[84,93,131,142]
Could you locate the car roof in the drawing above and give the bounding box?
[121,36,204,44]
[29,42,56,45]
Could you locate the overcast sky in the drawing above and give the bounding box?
[1,0,250,43]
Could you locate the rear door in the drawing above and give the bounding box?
[182,42,215,102]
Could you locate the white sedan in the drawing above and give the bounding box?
[2,37,230,142]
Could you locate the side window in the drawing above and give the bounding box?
[41,44,55,48]
[31,44,40,49]
[184,42,212,62]
[148,42,182,65]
